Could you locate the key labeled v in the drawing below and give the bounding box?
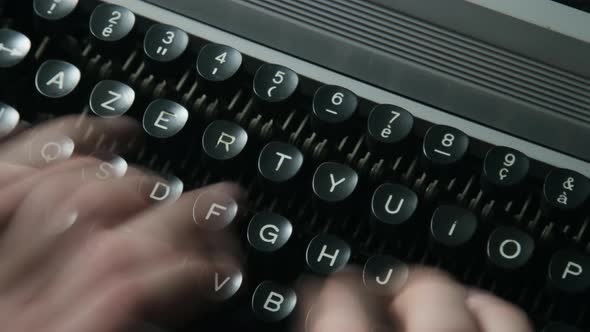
[215,272,231,292]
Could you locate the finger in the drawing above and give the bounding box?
[390,267,480,332]
[465,289,533,332]
[0,157,100,228]
[0,156,129,226]
[301,270,376,332]
[125,182,245,252]
[0,160,141,289]
[52,255,239,332]
[0,161,34,188]
[0,114,140,170]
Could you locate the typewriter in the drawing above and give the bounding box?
[0,0,589,331]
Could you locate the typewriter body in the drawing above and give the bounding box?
[0,0,589,331]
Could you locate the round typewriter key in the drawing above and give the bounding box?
[258,142,303,184]
[137,172,183,203]
[35,60,81,98]
[144,24,189,63]
[548,249,590,295]
[487,226,534,271]
[312,85,358,132]
[89,80,135,118]
[251,281,297,322]
[543,168,590,214]
[422,125,469,171]
[90,4,136,43]
[202,120,248,161]
[253,64,299,103]
[210,268,243,302]
[312,162,358,204]
[0,29,31,69]
[363,255,409,295]
[371,183,418,227]
[481,146,530,194]
[367,104,414,154]
[306,234,351,275]
[430,205,478,248]
[0,102,20,138]
[192,190,239,231]
[197,44,242,82]
[247,212,293,253]
[34,0,78,21]
[142,99,188,138]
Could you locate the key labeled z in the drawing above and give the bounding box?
[101,90,123,111]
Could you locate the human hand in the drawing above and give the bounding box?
[0,115,244,332]
[298,266,533,332]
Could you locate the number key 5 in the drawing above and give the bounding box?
[253,63,299,104]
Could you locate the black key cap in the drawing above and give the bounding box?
[305,234,351,275]
[197,43,242,83]
[366,104,414,156]
[89,80,135,118]
[251,281,297,323]
[421,125,469,174]
[33,0,83,37]
[89,4,136,53]
[209,267,243,302]
[486,226,535,272]
[257,141,303,187]
[370,183,418,230]
[35,60,81,99]
[143,24,189,76]
[548,249,590,296]
[362,255,409,295]
[430,205,478,254]
[248,212,293,253]
[312,162,358,208]
[138,172,184,203]
[543,322,581,332]
[311,85,358,136]
[192,189,239,231]
[0,102,20,138]
[253,63,298,108]
[142,99,188,138]
[33,0,78,22]
[481,146,530,196]
[0,29,32,70]
[202,120,248,161]
[542,168,590,219]
[247,212,298,280]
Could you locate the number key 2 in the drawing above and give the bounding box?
[89,4,136,44]
[421,125,469,172]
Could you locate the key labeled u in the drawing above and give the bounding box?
[385,195,405,214]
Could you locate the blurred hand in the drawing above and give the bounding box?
[0,115,244,332]
[0,115,534,332]
[298,267,534,332]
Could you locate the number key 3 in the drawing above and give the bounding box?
[143,23,189,63]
